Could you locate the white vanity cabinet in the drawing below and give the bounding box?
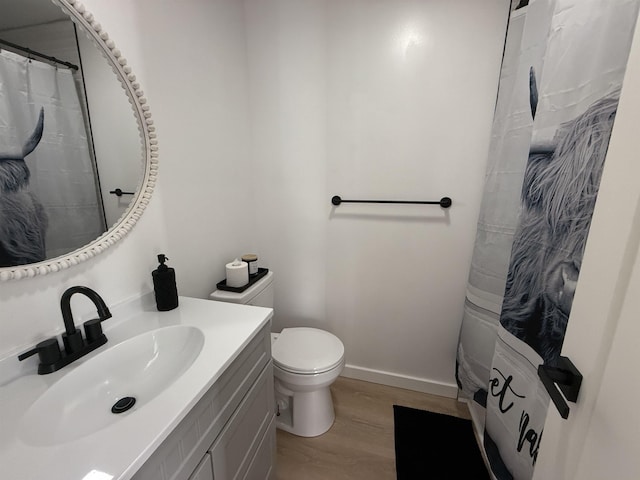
[189,454,214,480]
[133,323,276,480]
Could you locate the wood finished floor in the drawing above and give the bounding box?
[274,376,471,480]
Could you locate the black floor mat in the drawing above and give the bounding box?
[393,405,490,479]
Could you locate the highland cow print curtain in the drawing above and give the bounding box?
[456,0,640,479]
[0,49,104,265]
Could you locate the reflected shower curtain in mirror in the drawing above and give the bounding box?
[0,49,104,265]
[456,0,639,479]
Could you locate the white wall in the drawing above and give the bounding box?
[0,0,255,358]
[0,0,508,398]
[245,0,329,332]
[125,0,257,299]
[246,0,509,395]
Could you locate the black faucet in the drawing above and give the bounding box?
[60,286,112,354]
[18,286,112,374]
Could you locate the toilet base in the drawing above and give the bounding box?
[274,381,336,437]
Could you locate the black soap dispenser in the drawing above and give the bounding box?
[152,254,179,311]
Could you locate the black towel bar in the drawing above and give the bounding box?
[331,195,452,208]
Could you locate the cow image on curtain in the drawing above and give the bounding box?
[0,49,106,264]
[455,1,640,479]
[483,76,618,480]
[0,108,47,266]
[500,74,618,365]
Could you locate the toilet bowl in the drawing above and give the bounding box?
[271,328,344,437]
[210,271,345,437]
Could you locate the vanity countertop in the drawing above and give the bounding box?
[0,295,273,480]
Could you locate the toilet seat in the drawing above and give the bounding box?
[272,327,344,375]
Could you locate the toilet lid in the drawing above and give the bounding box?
[272,327,344,374]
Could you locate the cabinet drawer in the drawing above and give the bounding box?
[133,323,271,480]
[210,362,275,480]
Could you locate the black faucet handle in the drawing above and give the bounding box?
[62,328,84,354]
[83,318,108,344]
[17,347,39,361]
[18,338,62,365]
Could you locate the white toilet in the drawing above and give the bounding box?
[210,271,345,437]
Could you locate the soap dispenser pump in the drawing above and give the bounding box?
[152,254,179,311]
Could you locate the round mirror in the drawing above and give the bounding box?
[0,0,157,281]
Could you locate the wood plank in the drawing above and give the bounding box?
[275,376,470,480]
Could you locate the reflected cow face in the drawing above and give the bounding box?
[0,108,48,266]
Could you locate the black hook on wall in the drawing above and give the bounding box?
[538,356,583,419]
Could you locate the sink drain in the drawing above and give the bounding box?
[111,396,136,414]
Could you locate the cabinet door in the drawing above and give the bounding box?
[210,363,275,480]
[243,418,276,480]
[190,453,213,480]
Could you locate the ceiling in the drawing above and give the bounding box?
[0,0,68,31]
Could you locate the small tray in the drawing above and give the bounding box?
[216,267,269,293]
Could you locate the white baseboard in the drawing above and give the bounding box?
[341,364,459,399]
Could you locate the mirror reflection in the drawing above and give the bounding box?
[0,0,142,267]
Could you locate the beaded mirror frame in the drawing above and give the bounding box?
[0,0,157,281]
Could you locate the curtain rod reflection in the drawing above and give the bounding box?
[0,38,78,71]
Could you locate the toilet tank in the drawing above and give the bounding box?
[210,271,274,307]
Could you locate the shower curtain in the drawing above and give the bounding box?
[0,49,104,263]
[456,0,640,479]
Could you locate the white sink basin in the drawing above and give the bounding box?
[20,325,204,446]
